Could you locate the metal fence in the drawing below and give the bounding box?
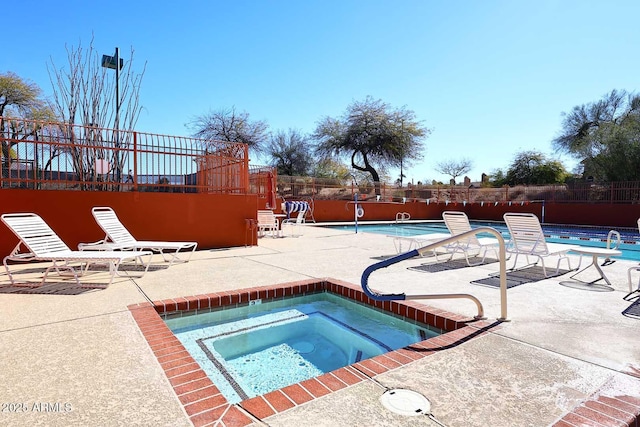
[0,116,254,194]
[4,116,637,204]
[277,175,640,204]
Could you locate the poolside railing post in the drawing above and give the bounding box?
[354,192,358,234]
[132,131,138,192]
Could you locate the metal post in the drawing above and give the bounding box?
[400,119,404,187]
[132,131,138,192]
[354,192,359,234]
[114,47,121,184]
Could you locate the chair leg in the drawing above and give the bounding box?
[626,266,640,300]
[3,257,16,286]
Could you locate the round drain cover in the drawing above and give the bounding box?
[380,389,431,417]
[292,341,315,354]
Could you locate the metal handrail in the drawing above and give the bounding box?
[395,212,411,222]
[361,227,509,321]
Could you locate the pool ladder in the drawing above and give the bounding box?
[361,227,509,321]
[395,212,411,223]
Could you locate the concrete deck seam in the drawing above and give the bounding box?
[240,256,319,279]
[0,308,138,334]
[130,277,153,304]
[471,323,631,379]
[235,403,272,427]
[350,365,391,392]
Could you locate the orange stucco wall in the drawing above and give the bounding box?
[0,189,261,258]
[309,199,640,229]
[2,188,640,259]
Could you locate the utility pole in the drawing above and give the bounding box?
[101,47,123,183]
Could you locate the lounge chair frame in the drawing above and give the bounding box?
[626,218,640,300]
[442,211,501,266]
[282,209,307,237]
[1,213,152,287]
[390,233,452,257]
[84,207,198,266]
[503,212,579,277]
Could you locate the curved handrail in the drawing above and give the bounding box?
[606,230,621,250]
[361,227,509,321]
[395,212,411,222]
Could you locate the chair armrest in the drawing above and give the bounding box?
[78,240,115,251]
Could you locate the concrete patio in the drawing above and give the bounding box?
[1,224,639,426]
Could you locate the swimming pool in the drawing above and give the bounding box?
[166,292,439,403]
[129,279,489,426]
[325,221,640,261]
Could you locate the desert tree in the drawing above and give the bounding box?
[553,89,640,181]
[0,72,58,188]
[311,158,350,180]
[313,96,430,196]
[0,72,56,160]
[47,37,146,186]
[266,129,313,176]
[503,150,568,185]
[434,158,473,185]
[188,106,269,155]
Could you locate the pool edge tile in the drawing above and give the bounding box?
[129,278,489,426]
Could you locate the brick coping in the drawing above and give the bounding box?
[127,278,502,426]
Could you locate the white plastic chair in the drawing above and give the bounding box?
[503,212,580,277]
[626,218,640,300]
[282,209,307,237]
[1,213,152,287]
[82,207,197,266]
[442,211,500,266]
[257,210,280,238]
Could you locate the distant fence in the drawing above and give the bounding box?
[0,116,280,196]
[277,175,640,204]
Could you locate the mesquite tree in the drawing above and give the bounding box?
[189,106,269,155]
[313,96,430,195]
[435,158,474,185]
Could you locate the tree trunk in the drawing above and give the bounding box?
[351,150,382,196]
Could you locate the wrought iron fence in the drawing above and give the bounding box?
[0,116,254,194]
[4,116,637,204]
[276,175,640,204]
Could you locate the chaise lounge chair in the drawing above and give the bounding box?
[442,211,501,266]
[503,212,580,277]
[390,232,452,255]
[1,213,152,287]
[82,207,197,266]
[626,218,640,300]
[281,202,309,237]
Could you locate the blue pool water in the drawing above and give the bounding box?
[166,292,439,403]
[325,221,640,261]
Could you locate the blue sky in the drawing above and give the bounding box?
[4,0,639,183]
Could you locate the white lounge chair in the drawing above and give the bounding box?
[1,213,152,287]
[626,218,640,300]
[503,212,580,277]
[390,233,452,256]
[442,211,500,266]
[82,207,197,266]
[257,210,280,238]
[282,208,307,237]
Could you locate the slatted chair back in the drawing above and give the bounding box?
[503,212,549,255]
[442,211,480,247]
[92,207,137,246]
[1,213,71,255]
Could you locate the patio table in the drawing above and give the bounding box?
[569,247,622,286]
